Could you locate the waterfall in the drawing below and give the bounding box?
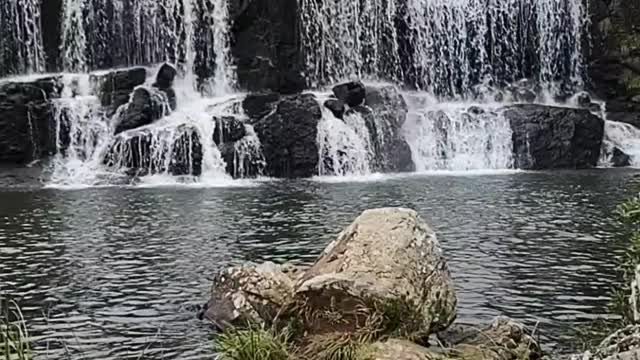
[0,0,45,76]
[300,0,588,98]
[600,121,640,168]
[58,0,234,90]
[402,93,514,171]
[45,70,261,187]
[316,96,372,176]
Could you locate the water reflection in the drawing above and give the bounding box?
[0,169,638,358]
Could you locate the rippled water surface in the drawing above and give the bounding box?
[1,168,639,358]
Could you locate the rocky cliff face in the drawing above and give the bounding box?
[589,0,640,125]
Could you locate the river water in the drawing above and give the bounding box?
[0,168,638,358]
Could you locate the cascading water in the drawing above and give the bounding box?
[0,0,45,76]
[315,95,373,176]
[402,93,514,171]
[59,0,235,90]
[300,0,589,173]
[300,0,587,97]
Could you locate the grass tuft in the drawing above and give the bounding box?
[299,332,373,360]
[213,325,291,360]
[0,297,31,360]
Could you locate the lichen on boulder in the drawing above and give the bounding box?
[293,207,457,338]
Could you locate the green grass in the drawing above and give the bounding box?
[299,332,373,360]
[0,297,31,360]
[214,325,291,360]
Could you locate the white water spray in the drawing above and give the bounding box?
[402,93,514,171]
[0,0,45,75]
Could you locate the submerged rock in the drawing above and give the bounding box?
[199,262,300,330]
[295,208,457,336]
[333,81,366,107]
[504,104,604,169]
[612,147,632,167]
[246,93,323,178]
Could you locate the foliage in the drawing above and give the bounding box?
[613,195,640,325]
[213,325,291,360]
[0,297,31,360]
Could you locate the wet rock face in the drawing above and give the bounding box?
[295,208,457,337]
[0,77,63,163]
[104,125,203,176]
[505,104,605,170]
[333,81,366,107]
[357,85,414,173]
[230,0,307,94]
[114,87,168,135]
[612,147,632,167]
[212,115,246,145]
[589,0,640,125]
[152,63,177,111]
[324,99,345,119]
[93,67,147,114]
[245,93,323,178]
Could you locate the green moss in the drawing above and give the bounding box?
[300,332,374,360]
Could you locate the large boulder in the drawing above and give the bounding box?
[504,104,604,169]
[294,208,457,337]
[355,85,415,173]
[0,77,62,163]
[114,87,168,135]
[324,99,346,119]
[246,93,323,178]
[198,262,302,330]
[92,67,147,114]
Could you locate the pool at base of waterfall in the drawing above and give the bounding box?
[0,167,637,358]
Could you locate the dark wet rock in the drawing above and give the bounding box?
[242,92,281,119]
[246,93,322,178]
[504,104,604,170]
[324,98,345,119]
[199,262,299,330]
[0,77,63,163]
[576,92,592,107]
[230,0,306,93]
[105,125,202,176]
[350,85,415,173]
[295,208,457,337]
[589,0,640,127]
[114,87,167,135]
[93,67,147,113]
[212,116,246,145]
[333,81,366,107]
[612,147,632,167]
[152,63,177,110]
